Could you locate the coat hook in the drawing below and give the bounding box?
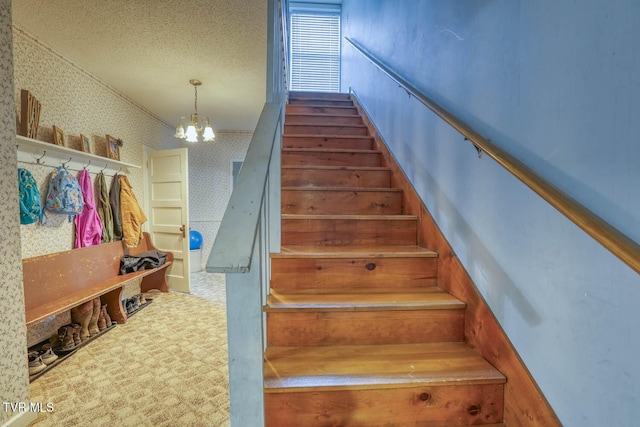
[34,150,46,165]
[61,157,72,167]
[84,159,91,169]
[117,166,122,174]
[101,163,108,173]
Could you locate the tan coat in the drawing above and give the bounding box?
[119,175,147,248]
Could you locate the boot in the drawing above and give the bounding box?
[57,325,75,351]
[97,306,107,330]
[88,297,100,336]
[101,304,112,327]
[71,323,82,346]
[71,301,93,341]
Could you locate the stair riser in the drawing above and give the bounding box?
[282,151,381,167]
[286,105,359,115]
[282,168,391,188]
[286,115,363,126]
[266,309,464,346]
[284,124,369,136]
[271,257,437,290]
[282,190,402,215]
[288,98,354,107]
[281,218,417,246]
[283,136,373,150]
[265,384,504,427]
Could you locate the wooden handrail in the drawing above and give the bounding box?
[345,37,640,275]
[206,102,282,273]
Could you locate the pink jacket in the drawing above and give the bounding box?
[75,169,103,248]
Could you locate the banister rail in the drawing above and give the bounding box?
[205,2,287,426]
[345,37,640,275]
[206,102,281,273]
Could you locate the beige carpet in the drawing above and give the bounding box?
[28,273,230,427]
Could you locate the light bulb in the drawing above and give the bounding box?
[185,125,198,143]
[174,124,185,139]
[203,125,215,141]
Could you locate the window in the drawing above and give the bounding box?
[289,9,341,92]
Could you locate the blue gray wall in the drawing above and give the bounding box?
[341,1,639,425]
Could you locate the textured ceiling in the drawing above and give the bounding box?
[12,0,268,132]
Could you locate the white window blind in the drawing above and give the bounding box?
[289,12,341,92]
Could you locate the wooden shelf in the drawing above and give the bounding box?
[16,134,140,175]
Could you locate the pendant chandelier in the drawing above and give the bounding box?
[174,79,215,142]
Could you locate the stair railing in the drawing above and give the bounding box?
[206,1,287,426]
[206,103,281,427]
[345,37,640,275]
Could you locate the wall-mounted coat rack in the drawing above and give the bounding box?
[16,134,140,175]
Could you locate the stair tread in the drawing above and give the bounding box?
[288,97,353,101]
[275,245,437,258]
[286,105,356,109]
[283,133,373,139]
[289,91,351,99]
[282,165,388,171]
[264,342,506,392]
[288,100,355,106]
[283,214,417,220]
[267,287,443,295]
[282,186,402,192]
[286,122,367,127]
[283,147,379,154]
[286,113,363,119]
[265,288,465,311]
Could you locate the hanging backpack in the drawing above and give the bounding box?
[18,168,41,225]
[41,166,84,223]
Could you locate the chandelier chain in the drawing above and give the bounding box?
[194,85,198,114]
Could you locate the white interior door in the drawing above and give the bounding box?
[147,148,190,292]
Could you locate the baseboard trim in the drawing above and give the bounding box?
[1,410,38,427]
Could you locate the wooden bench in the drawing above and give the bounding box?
[22,232,173,327]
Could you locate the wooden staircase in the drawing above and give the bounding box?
[264,92,507,426]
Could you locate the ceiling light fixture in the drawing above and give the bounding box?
[174,79,215,142]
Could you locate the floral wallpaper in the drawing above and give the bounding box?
[0,1,31,424]
[184,132,252,270]
[2,13,253,412]
[11,28,176,347]
[13,27,175,259]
